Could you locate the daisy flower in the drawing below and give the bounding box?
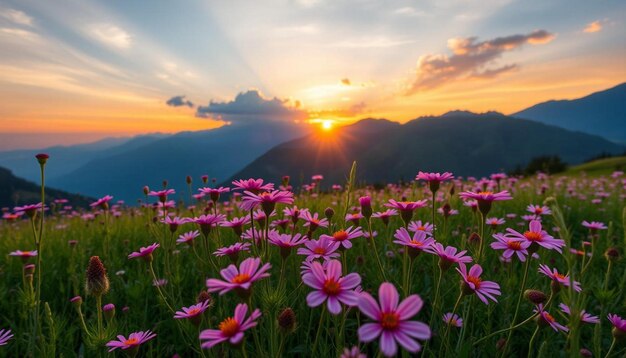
[221,216,251,236]
[193,214,226,236]
[538,264,582,292]
[505,220,564,253]
[231,178,274,193]
[526,204,551,216]
[148,189,175,202]
[0,329,13,346]
[106,330,156,353]
[372,209,398,226]
[301,211,329,231]
[128,243,159,262]
[393,228,435,258]
[456,264,501,304]
[485,217,505,229]
[161,216,189,232]
[415,171,454,193]
[458,190,512,215]
[199,303,261,348]
[558,303,599,324]
[302,260,361,315]
[345,212,364,226]
[385,199,428,224]
[199,186,230,202]
[357,282,431,357]
[174,300,211,325]
[490,233,531,262]
[581,221,607,232]
[9,250,38,261]
[322,226,364,250]
[14,203,44,217]
[214,243,251,262]
[340,346,367,358]
[533,305,568,332]
[608,314,626,338]
[90,195,113,209]
[206,257,271,296]
[297,235,341,262]
[268,231,307,258]
[177,230,200,245]
[240,190,294,214]
[408,220,434,234]
[425,243,472,270]
[442,313,463,328]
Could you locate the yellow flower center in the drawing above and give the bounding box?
[124,337,139,346]
[524,231,542,242]
[232,273,251,284]
[507,241,523,250]
[333,231,349,242]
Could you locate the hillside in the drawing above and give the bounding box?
[563,156,626,176]
[514,82,626,143]
[227,112,625,186]
[0,166,93,208]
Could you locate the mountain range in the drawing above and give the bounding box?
[227,112,624,186]
[0,83,624,203]
[514,82,626,143]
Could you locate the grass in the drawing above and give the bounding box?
[564,156,626,176]
[0,168,624,357]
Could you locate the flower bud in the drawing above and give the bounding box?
[605,247,619,262]
[359,196,372,219]
[35,153,49,165]
[197,290,214,307]
[468,232,481,247]
[201,175,209,184]
[85,256,110,297]
[186,175,192,185]
[324,207,334,221]
[70,296,83,309]
[23,264,35,276]
[278,307,296,334]
[282,176,290,187]
[496,338,506,351]
[162,180,168,188]
[524,289,547,305]
[143,186,150,195]
[579,348,592,357]
[103,303,116,321]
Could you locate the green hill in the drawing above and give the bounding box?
[563,156,626,176]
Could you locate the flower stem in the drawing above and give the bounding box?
[527,325,540,357]
[311,306,326,354]
[442,291,464,356]
[367,220,387,281]
[502,259,531,355]
[604,337,616,358]
[149,262,175,313]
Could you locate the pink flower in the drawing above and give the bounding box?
[199,303,261,348]
[581,221,607,232]
[416,171,454,192]
[442,313,463,328]
[148,189,175,202]
[538,264,582,292]
[385,199,428,224]
[393,228,435,257]
[206,257,271,296]
[0,329,13,346]
[14,203,45,216]
[231,178,274,193]
[456,264,501,304]
[372,209,398,226]
[128,243,159,261]
[458,190,512,214]
[345,212,364,226]
[425,243,472,270]
[340,346,366,358]
[558,303,599,324]
[177,230,200,245]
[485,217,505,228]
[302,260,361,315]
[106,330,156,352]
[174,300,211,325]
[199,186,230,202]
[407,220,433,234]
[505,220,564,253]
[193,214,226,236]
[490,233,531,262]
[9,250,38,260]
[321,226,364,249]
[213,243,251,261]
[220,216,251,236]
[161,216,189,232]
[526,204,551,216]
[358,282,431,357]
[533,304,568,332]
[297,235,341,261]
[240,190,294,213]
[608,314,626,336]
[90,195,113,209]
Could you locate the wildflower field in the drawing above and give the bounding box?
[1,157,625,357]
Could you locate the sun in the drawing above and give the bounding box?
[321,120,333,131]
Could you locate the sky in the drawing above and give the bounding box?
[0,0,625,150]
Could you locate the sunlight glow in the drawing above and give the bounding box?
[321,120,333,131]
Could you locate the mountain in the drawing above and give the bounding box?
[0,166,93,209]
[47,122,310,203]
[227,112,625,186]
[0,134,166,184]
[514,83,626,143]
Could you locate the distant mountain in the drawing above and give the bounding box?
[0,166,93,209]
[0,134,166,183]
[47,122,310,203]
[514,83,626,143]
[227,112,625,186]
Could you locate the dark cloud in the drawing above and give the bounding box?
[195,90,307,123]
[408,30,554,93]
[166,95,194,108]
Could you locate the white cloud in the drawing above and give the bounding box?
[393,7,427,17]
[331,36,414,48]
[0,8,34,26]
[88,24,132,49]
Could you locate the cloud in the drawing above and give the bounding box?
[195,90,307,123]
[88,24,132,49]
[0,8,33,26]
[166,95,194,108]
[309,101,367,118]
[341,78,351,86]
[393,7,427,17]
[407,30,555,93]
[583,21,602,33]
[331,36,414,48]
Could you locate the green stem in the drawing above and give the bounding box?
[502,259,531,355]
[604,337,616,358]
[367,220,387,281]
[311,306,327,354]
[149,262,175,313]
[477,212,485,261]
[96,295,103,339]
[603,260,612,291]
[527,326,540,358]
[442,291,464,356]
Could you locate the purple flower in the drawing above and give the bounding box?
[174,300,211,325]
[425,243,472,270]
[0,329,13,346]
[231,178,274,193]
[297,235,341,261]
[199,303,261,348]
[106,330,156,352]
[442,313,463,328]
[302,260,361,315]
[490,233,531,262]
[357,282,431,357]
[538,264,582,292]
[505,220,564,253]
[177,230,200,245]
[582,221,607,232]
[128,243,159,261]
[321,226,364,249]
[407,220,433,234]
[534,305,568,332]
[456,264,501,304]
[90,195,113,209]
[206,257,271,296]
[240,190,294,213]
[393,228,435,257]
[559,303,599,324]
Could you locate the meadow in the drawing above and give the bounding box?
[1,157,625,357]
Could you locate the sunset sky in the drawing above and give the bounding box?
[0,0,625,150]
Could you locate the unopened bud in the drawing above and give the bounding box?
[579,348,592,357]
[468,232,481,246]
[324,207,334,221]
[23,264,35,276]
[35,153,49,165]
[70,296,83,309]
[143,186,150,195]
[278,307,296,334]
[605,247,619,262]
[85,256,110,296]
[103,303,116,321]
[359,196,372,219]
[524,289,547,305]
